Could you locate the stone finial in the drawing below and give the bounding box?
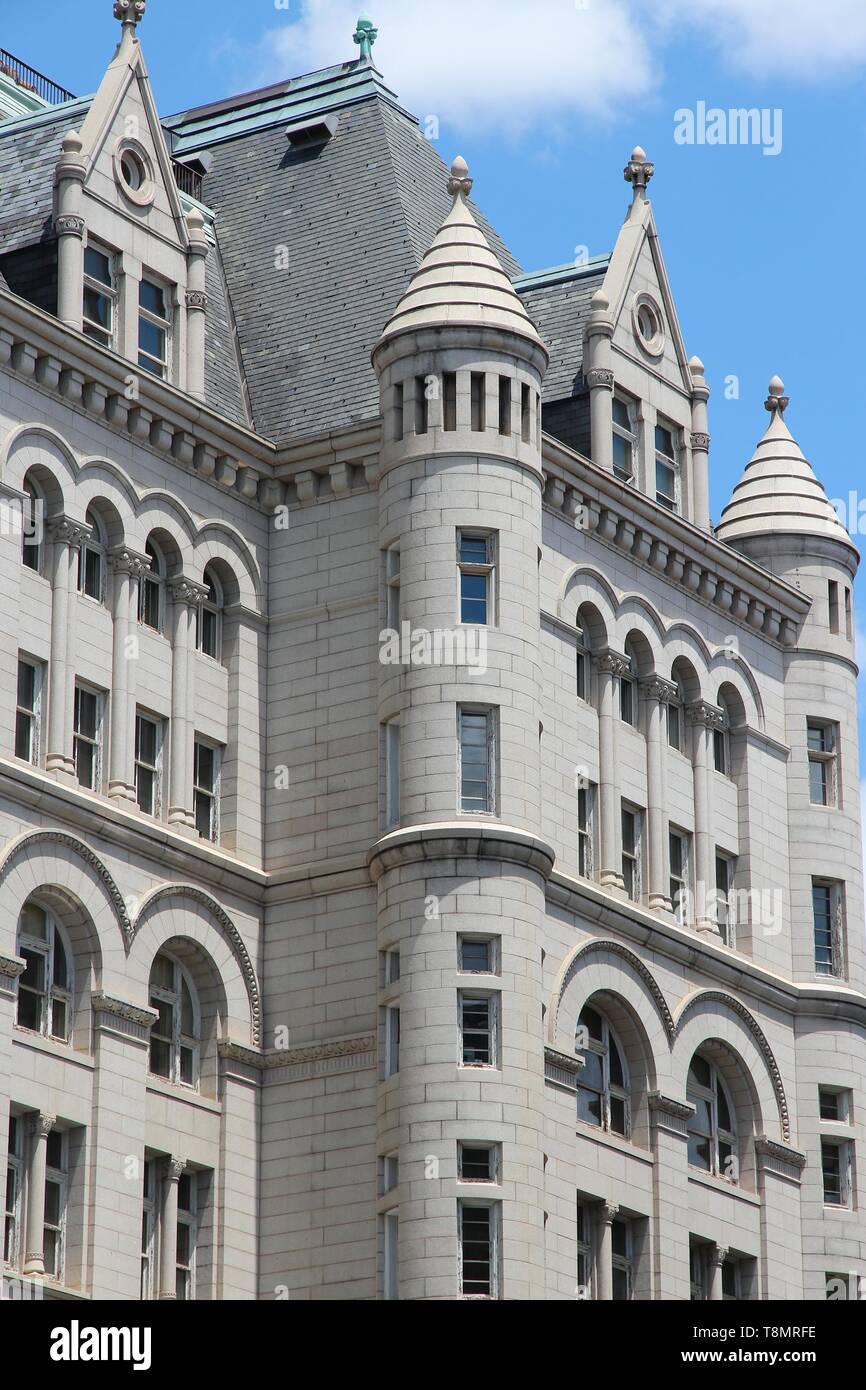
[353,13,378,62]
[590,288,610,316]
[61,130,84,156]
[765,374,789,415]
[114,0,146,29]
[624,144,654,199]
[447,155,473,201]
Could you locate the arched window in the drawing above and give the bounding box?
[668,676,686,751]
[16,903,72,1042]
[575,617,588,701]
[687,1054,737,1180]
[78,507,106,602]
[576,1004,629,1137]
[148,952,199,1087]
[197,567,223,660]
[139,540,164,632]
[619,643,638,727]
[21,478,43,572]
[714,697,731,775]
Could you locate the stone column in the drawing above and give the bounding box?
[649,1092,694,1300]
[595,651,629,892]
[689,356,711,531]
[23,1112,55,1276]
[185,208,209,401]
[54,131,86,331]
[708,1243,728,1301]
[755,1138,807,1300]
[108,548,149,802]
[687,700,725,934]
[642,676,677,912]
[596,1200,619,1301]
[584,290,615,472]
[167,578,207,831]
[159,1156,187,1300]
[46,519,89,780]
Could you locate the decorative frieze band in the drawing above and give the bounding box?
[91,992,159,1030]
[218,1035,376,1083]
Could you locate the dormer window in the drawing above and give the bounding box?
[83,245,116,349]
[655,423,680,513]
[139,277,171,379]
[612,396,636,483]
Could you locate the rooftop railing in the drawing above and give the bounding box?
[0,49,75,106]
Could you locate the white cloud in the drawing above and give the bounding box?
[251,0,866,131]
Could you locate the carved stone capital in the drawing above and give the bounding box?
[640,675,678,704]
[691,431,711,451]
[594,648,631,680]
[168,576,208,609]
[686,699,726,731]
[185,289,209,312]
[585,367,614,391]
[30,1112,56,1139]
[601,1201,620,1225]
[108,545,150,579]
[54,214,86,239]
[711,1245,729,1269]
[167,1155,187,1182]
[46,517,91,550]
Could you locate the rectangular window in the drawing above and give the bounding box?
[385,545,400,629]
[460,992,497,1067]
[15,657,42,764]
[713,725,729,775]
[458,1143,499,1183]
[4,1115,22,1267]
[521,383,531,442]
[819,1087,850,1123]
[385,1005,400,1077]
[715,853,735,946]
[655,423,679,512]
[82,245,116,348]
[43,1129,67,1282]
[813,880,844,977]
[383,1153,399,1194]
[139,276,171,379]
[73,683,102,791]
[414,376,429,434]
[667,699,682,751]
[612,396,635,482]
[578,783,594,879]
[442,371,457,432]
[669,829,689,923]
[821,1139,851,1207]
[458,531,494,625]
[845,587,853,640]
[619,668,636,726]
[383,1210,399,1300]
[134,712,163,817]
[471,373,486,432]
[140,1159,155,1299]
[392,382,404,442]
[690,1242,707,1301]
[498,377,512,436]
[576,1201,593,1299]
[193,741,220,841]
[385,720,400,829]
[459,1202,499,1298]
[176,1171,197,1300]
[828,580,840,635]
[722,1259,742,1301]
[611,1217,633,1301]
[458,937,497,974]
[621,805,642,902]
[576,623,587,701]
[458,707,495,814]
[808,721,838,807]
[384,949,401,986]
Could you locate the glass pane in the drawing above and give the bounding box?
[655,424,675,457]
[688,1055,712,1090]
[149,1037,171,1078]
[75,739,95,789]
[75,689,98,739]
[580,1049,603,1092]
[84,247,112,286]
[608,1034,625,1088]
[140,279,167,318]
[16,985,42,1031]
[43,1227,58,1277]
[820,1091,840,1121]
[460,1147,493,1181]
[83,287,112,331]
[136,767,155,815]
[137,718,158,766]
[83,547,102,598]
[611,1219,628,1259]
[150,953,174,990]
[577,1085,602,1127]
[17,661,36,710]
[459,535,489,565]
[809,760,827,805]
[689,1095,713,1138]
[139,316,166,359]
[180,1046,195,1086]
[612,433,631,478]
[461,940,491,972]
[621,810,635,854]
[717,1082,733,1133]
[177,1225,190,1264]
[201,607,218,656]
[195,792,213,839]
[460,573,488,624]
[178,1173,193,1213]
[610,1095,627,1136]
[688,1132,712,1170]
[181,978,195,1035]
[195,744,215,790]
[722,1262,737,1298]
[52,938,68,989]
[20,947,45,990]
[612,398,630,430]
[612,1266,630,1301]
[15,710,33,760]
[44,1179,61,1224]
[21,903,48,940]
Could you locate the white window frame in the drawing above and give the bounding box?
[458,1200,500,1299]
[813,879,845,978]
[16,903,72,1043]
[73,681,103,792]
[575,1005,630,1139]
[578,782,595,879]
[821,1138,852,1209]
[612,394,637,483]
[15,656,43,765]
[134,711,164,818]
[457,1142,500,1184]
[384,1004,400,1078]
[138,273,173,380]
[82,242,117,350]
[654,420,680,513]
[385,719,400,830]
[807,720,839,807]
[457,530,495,627]
[458,706,496,815]
[193,739,221,843]
[669,827,691,924]
[715,852,736,947]
[43,1129,68,1283]
[176,1170,197,1300]
[196,568,223,661]
[148,952,200,1089]
[78,508,106,603]
[138,540,165,632]
[3,1115,23,1269]
[458,991,498,1069]
[687,1056,737,1181]
[140,1157,156,1299]
[819,1087,851,1123]
[621,804,642,903]
[458,936,497,975]
[385,545,400,629]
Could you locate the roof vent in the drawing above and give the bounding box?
[285,113,338,148]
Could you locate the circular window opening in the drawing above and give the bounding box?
[637,304,657,341]
[120,149,146,192]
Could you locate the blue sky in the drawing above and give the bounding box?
[6,0,866,749]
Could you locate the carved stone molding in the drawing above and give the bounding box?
[0,830,134,947]
[675,991,790,1141]
[648,1092,695,1121]
[54,215,86,239]
[593,648,631,680]
[555,939,676,1043]
[167,1155,187,1182]
[29,1113,56,1138]
[755,1136,807,1170]
[0,954,26,981]
[91,992,158,1029]
[368,824,556,884]
[601,1201,620,1224]
[185,290,209,312]
[46,517,91,550]
[168,576,209,608]
[109,545,150,579]
[691,431,711,451]
[544,1045,585,1092]
[686,699,726,732]
[640,675,678,704]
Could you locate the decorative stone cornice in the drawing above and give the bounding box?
[686,699,726,732]
[367,823,556,884]
[54,215,86,239]
[0,829,134,947]
[585,367,614,391]
[544,1045,585,1092]
[556,939,677,1043]
[755,1136,807,1170]
[648,1092,695,1121]
[91,992,158,1029]
[0,953,26,981]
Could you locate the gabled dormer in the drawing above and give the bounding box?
[53,1,208,397]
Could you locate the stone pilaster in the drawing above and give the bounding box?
[648,1092,694,1300]
[595,650,630,892]
[686,699,725,934]
[45,518,90,780]
[108,547,149,802]
[168,577,207,831]
[642,676,677,912]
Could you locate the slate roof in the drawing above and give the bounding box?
[0,99,90,253]
[514,259,609,403]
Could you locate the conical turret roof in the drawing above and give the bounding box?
[716,377,854,551]
[375,156,547,356]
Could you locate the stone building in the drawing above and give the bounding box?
[0,4,863,1301]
